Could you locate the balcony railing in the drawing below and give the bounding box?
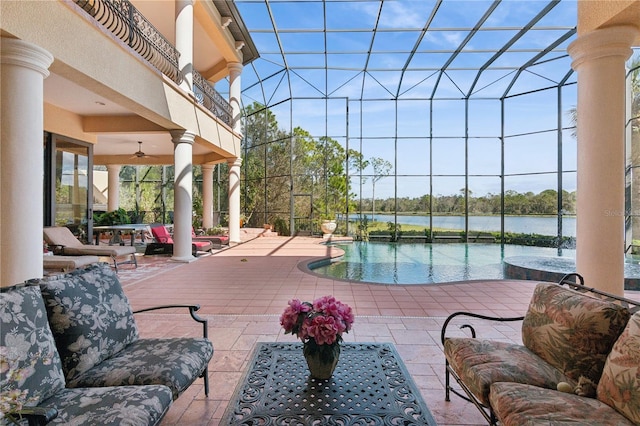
[193,71,232,125]
[74,0,232,126]
[74,0,182,84]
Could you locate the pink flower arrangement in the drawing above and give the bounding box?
[280,295,354,347]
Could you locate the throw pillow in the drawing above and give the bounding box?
[522,282,630,393]
[34,263,139,380]
[597,311,640,423]
[0,285,66,412]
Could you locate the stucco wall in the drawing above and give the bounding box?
[1,0,240,159]
[44,103,97,144]
[578,0,640,44]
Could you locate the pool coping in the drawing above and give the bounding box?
[298,240,640,289]
[298,240,531,286]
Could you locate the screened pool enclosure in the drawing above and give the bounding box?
[119,0,640,249]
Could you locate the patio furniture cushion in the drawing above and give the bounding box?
[443,338,572,406]
[43,226,137,272]
[0,285,66,409]
[151,225,172,243]
[43,226,87,248]
[521,282,630,391]
[489,382,635,426]
[192,228,229,248]
[40,385,173,425]
[597,311,640,423]
[66,337,214,400]
[150,225,213,255]
[34,263,139,380]
[57,243,136,258]
[44,226,136,257]
[43,255,100,272]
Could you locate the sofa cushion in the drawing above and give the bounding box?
[521,282,630,390]
[65,337,214,400]
[597,311,640,423]
[489,382,636,426]
[41,385,172,425]
[444,338,573,406]
[34,263,139,380]
[0,286,66,411]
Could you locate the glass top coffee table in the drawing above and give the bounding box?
[222,342,437,425]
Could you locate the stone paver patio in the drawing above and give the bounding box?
[118,234,640,425]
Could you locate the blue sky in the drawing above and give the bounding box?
[233,0,588,198]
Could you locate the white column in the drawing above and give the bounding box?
[175,0,194,93]
[228,62,243,135]
[568,25,638,296]
[170,130,196,262]
[228,158,242,244]
[1,39,53,285]
[202,164,214,230]
[228,62,243,243]
[107,165,121,211]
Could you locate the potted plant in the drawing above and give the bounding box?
[319,216,337,237]
[280,295,354,379]
[94,208,130,226]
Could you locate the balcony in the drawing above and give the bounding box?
[73,0,232,125]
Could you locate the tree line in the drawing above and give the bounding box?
[240,101,581,228]
[362,189,576,216]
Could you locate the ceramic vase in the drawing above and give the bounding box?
[303,341,340,379]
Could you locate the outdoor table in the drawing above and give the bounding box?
[223,342,437,425]
[93,224,150,246]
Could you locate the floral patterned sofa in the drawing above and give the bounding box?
[1,263,214,425]
[441,275,640,425]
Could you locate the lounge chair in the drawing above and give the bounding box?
[145,225,213,256]
[43,227,137,272]
[43,254,100,273]
[191,227,229,249]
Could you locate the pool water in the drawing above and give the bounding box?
[310,242,576,284]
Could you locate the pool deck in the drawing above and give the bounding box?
[119,234,640,426]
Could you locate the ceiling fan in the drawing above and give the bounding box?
[130,141,157,159]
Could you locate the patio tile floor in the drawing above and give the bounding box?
[118,234,640,426]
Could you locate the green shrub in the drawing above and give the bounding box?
[273,217,290,236]
[94,208,130,226]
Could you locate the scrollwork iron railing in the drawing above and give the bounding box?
[74,0,182,85]
[73,0,232,125]
[193,70,232,125]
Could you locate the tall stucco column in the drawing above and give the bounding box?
[106,165,121,211]
[202,165,214,230]
[228,62,243,243]
[228,158,242,244]
[175,0,193,93]
[170,130,196,262]
[568,25,638,295]
[228,62,243,135]
[1,39,53,285]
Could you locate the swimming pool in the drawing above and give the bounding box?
[309,242,577,284]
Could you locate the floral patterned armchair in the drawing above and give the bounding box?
[29,263,214,401]
[441,275,640,425]
[0,284,173,425]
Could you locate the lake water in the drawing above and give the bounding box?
[354,214,576,237]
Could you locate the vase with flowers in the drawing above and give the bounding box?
[280,295,354,379]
